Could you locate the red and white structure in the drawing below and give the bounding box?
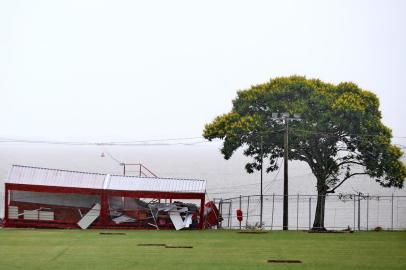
[3,165,206,230]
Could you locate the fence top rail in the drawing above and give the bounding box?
[216,194,406,201]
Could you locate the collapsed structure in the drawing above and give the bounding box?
[3,165,210,230]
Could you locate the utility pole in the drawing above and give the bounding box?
[260,135,264,228]
[283,118,289,230]
[271,112,301,231]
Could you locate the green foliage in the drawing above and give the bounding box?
[203,76,406,193]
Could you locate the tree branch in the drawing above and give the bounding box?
[335,160,364,167]
[324,160,362,180]
[326,172,368,193]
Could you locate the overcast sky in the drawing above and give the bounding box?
[1,0,405,142]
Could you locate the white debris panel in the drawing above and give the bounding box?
[77,203,101,229]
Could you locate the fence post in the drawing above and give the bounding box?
[309,197,311,230]
[391,194,394,231]
[396,196,399,230]
[353,194,356,230]
[377,196,380,227]
[228,201,232,228]
[271,194,275,230]
[366,194,369,231]
[219,199,223,229]
[358,193,361,231]
[239,195,242,230]
[296,194,299,230]
[246,196,250,229]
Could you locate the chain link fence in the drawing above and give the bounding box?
[214,194,406,230]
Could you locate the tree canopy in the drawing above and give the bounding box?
[203,76,406,229]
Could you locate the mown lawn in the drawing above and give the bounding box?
[0,229,405,270]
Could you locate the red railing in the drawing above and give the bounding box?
[121,163,157,177]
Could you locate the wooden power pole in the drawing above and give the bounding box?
[283,119,289,230]
[260,135,263,227]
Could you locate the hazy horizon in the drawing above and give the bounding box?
[1,0,406,144]
[1,0,405,206]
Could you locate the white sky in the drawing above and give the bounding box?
[1,0,406,142]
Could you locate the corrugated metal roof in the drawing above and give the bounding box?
[7,165,106,189]
[108,175,206,193]
[6,165,206,193]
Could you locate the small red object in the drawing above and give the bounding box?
[204,201,221,227]
[236,209,243,222]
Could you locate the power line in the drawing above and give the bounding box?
[100,136,203,144]
[0,129,287,146]
[250,159,283,213]
[264,159,284,194]
[0,137,212,146]
[207,172,313,192]
[0,128,405,146]
[290,128,406,139]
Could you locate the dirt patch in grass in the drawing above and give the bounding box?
[138,243,193,248]
[165,245,193,249]
[267,259,302,263]
[99,232,127,235]
[138,243,166,247]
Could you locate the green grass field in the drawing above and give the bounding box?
[0,229,405,270]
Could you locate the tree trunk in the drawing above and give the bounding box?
[312,191,327,231]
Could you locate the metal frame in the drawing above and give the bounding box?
[4,183,205,230]
[216,194,404,230]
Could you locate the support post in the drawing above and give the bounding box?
[283,119,289,230]
[308,197,311,230]
[391,194,394,231]
[358,193,361,231]
[4,184,9,225]
[199,194,205,230]
[228,201,232,228]
[246,196,250,228]
[296,194,299,230]
[271,194,275,230]
[239,195,242,230]
[396,196,399,230]
[218,199,223,229]
[100,192,109,228]
[260,136,263,228]
[353,194,356,230]
[377,196,380,227]
[366,194,369,231]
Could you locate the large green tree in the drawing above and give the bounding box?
[203,76,406,230]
